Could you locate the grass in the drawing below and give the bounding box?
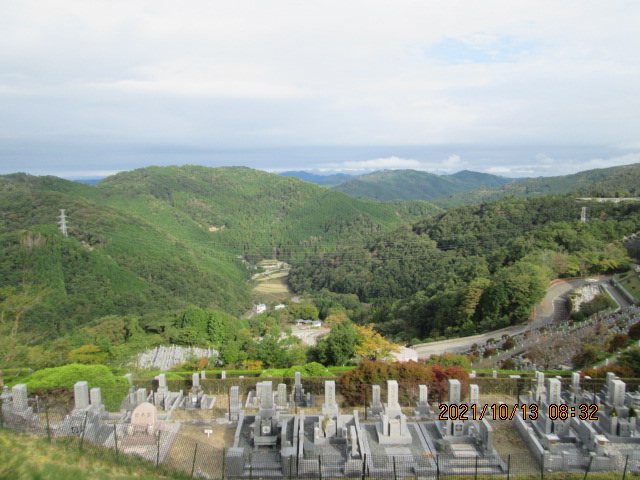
[0,430,189,480]
[619,271,640,298]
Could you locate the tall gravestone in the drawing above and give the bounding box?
[469,384,479,406]
[414,384,431,416]
[74,381,90,410]
[609,379,626,408]
[229,386,241,421]
[370,384,383,415]
[322,380,339,417]
[448,379,461,404]
[277,383,288,408]
[546,378,561,405]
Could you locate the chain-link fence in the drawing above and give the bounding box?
[2,379,640,479]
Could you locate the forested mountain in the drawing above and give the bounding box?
[0,166,435,338]
[289,195,639,341]
[330,169,514,201]
[433,163,640,208]
[279,171,352,187]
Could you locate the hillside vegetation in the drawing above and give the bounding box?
[433,163,640,208]
[331,169,514,201]
[290,195,639,341]
[0,166,432,342]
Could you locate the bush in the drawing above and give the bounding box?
[338,360,469,406]
[25,364,129,411]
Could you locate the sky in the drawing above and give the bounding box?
[1,0,640,179]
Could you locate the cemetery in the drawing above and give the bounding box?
[2,369,640,478]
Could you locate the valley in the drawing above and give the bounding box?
[0,163,639,379]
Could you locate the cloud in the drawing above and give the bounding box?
[319,154,468,174]
[1,1,640,175]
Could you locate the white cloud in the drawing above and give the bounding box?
[1,1,640,174]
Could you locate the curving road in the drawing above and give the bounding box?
[413,275,627,359]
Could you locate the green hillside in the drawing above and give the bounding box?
[1,166,431,341]
[331,169,513,201]
[433,163,640,208]
[0,173,252,338]
[290,195,639,341]
[94,165,431,261]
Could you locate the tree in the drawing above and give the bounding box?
[313,322,358,366]
[353,324,401,361]
[617,347,640,376]
[0,284,44,336]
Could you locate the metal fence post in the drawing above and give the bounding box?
[45,403,51,443]
[318,455,322,480]
[113,424,119,464]
[583,456,593,480]
[191,442,199,478]
[474,455,478,480]
[622,454,629,480]
[223,447,227,480]
[393,456,397,480]
[156,430,161,467]
[507,454,511,480]
[80,412,88,451]
[436,454,439,480]
[361,453,366,480]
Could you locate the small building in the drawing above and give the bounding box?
[274,304,286,310]
[255,304,267,314]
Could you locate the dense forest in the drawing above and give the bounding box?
[289,195,639,341]
[0,167,433,339]
[1,164,639,371]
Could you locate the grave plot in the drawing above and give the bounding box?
[516,371,640,473]
[223,378,504,478]
[422,380,506,477]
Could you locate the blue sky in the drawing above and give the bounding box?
[1,1,639,179]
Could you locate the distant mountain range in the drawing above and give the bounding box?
[279,171,353,187]
[330,169,515,201]
[280,164,640,206]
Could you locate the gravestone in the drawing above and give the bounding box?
[201,370,206,379]
[124,373,133,386]
[229,386,241,421]
[277,383,288,408]
[414,384,431,416]
[609,379,626,407]
[192,373,200,391]
[136,388,148,404]
[89,387,106,415]
[131,402,157,430]
[448,379,461,404]
[571,372,580,392]
[74,381,90,410]
[469,384,479,406]
[322,380,339,417]
[546,378,561,405]
[11,384,29,412]
[385,380,402,417]
[221,371,226,379]
[370,385,383,415]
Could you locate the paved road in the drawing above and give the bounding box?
[413,275,623,359]
[291,326,329,346]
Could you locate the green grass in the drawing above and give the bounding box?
[0,430,189,480]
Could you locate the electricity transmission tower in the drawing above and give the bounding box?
[58,209,69,237]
